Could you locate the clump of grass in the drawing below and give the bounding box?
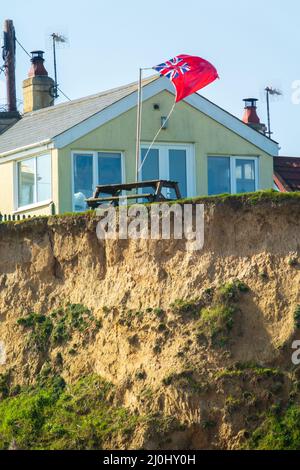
[135,368,147,381]
[202,419,217,430]
[162,370,206,394]
[17,313,53,353]
[195,279,249,347]
[0,371,12,399]
[118,309,145,327]
[197,304,236,347]
[217,279,249,303]
[216,363,283,380]
[17,304,101,352]
[225,395,242,412]
[294,306,300,329]
[288,257,298,267]
[259,270,269,281]
[153,308,164,317]
[170,299,200,318]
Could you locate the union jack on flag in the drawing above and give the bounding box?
[153,57,191,80]
[152,54,219,102]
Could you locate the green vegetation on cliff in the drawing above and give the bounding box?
[0,374,142,450]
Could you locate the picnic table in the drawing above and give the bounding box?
[86,180,182,208]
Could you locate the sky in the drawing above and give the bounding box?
[0,0,299,155]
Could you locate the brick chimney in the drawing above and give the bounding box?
[242,98,266,134]
[22,51,55,113]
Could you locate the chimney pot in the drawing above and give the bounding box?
[23,50,54,113]
[28,50,49,78]
[242,98,266,134]
[242,98,260,125]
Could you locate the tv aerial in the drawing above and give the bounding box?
[47,31,69,99]
[264,86,283,139]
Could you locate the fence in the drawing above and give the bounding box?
[0,213,33,223]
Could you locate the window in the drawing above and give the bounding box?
[73,151,123,211]
[208,157,231,196]
[140,144,195,198]
[235,159,256,193]
[18,154,52,208]
[208,156,258,195]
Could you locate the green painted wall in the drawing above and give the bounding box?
[57,90,274,213]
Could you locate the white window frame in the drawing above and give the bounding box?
[71,150,125,211]
[14,153,53,212]
[208,155,259,195]
[140,142,196,198]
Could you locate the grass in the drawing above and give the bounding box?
[17,304,101,352]
[197,304,236,346]
[245,405,300,450]
[2,191,300,227]
[0,371,11,399]
[0,374,144,450]
[170,299,200,318]
[162,370,206,394]
[17,313,53,353]
[195,280,249,347]
[215,363,283,380]
[174,189,300,206]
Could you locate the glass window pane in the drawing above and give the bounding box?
[37,154,51,202]
[18,158,35,207]
[141,148,159,194]
[169,149,187,198]
[208,157,231,195]
[73,154,93,211]
[236,159,256,193]
[98,152,122,185]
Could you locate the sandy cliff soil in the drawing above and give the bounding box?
[0,193,300,449]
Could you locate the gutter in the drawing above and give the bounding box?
[0,139,54,163]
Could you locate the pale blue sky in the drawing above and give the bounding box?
[1,0,299,155]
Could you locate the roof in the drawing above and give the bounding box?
[0,76,156,156]
[274,156,300,192]
[0,75,278,158]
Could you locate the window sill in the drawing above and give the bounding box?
[13,200,53,214]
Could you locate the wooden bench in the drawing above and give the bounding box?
[86,180,182,208]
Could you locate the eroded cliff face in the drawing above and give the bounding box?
[0,196,300,449]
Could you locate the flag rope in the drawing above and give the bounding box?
[137,96,176,175]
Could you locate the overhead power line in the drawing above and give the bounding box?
[15,37,31,58]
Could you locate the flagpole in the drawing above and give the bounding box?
[135,68,143,182]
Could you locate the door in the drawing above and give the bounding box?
[140,144,194,198]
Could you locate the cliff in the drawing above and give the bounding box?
[0,192,299,450]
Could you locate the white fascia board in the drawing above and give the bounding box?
[53,76,278,156]
[184,92,279,156]
[0,140,54,164]
[53,79,169,149]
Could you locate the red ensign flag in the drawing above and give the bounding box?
[153,54,219,102]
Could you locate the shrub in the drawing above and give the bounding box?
[197,304,236,346]
[246,405,300,450]
[218,279,249,303]
[0,374,143,450]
